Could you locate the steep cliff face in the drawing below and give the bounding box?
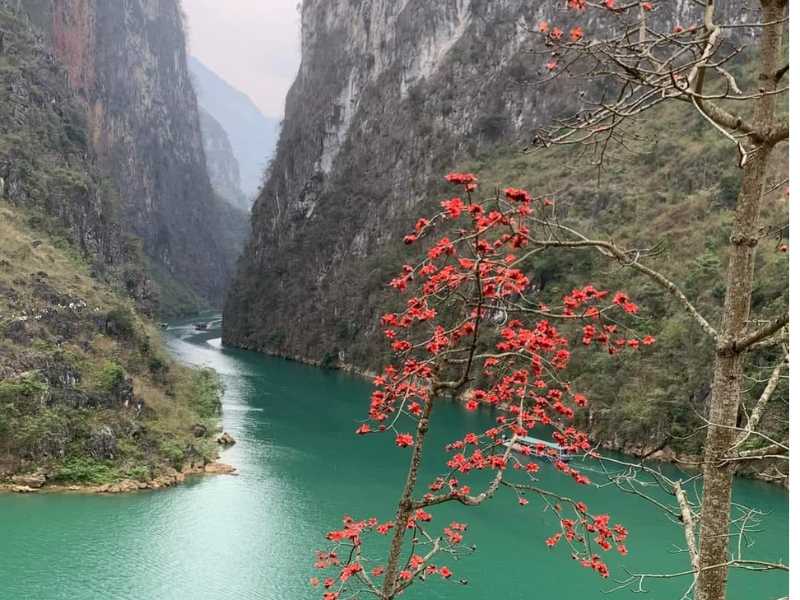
[223,0,716,361]
[23,0,247,308]
[199,107,248,212]
[0,1,154,308]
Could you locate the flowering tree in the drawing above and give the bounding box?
[312,174,658,599]
[313,1,788,599]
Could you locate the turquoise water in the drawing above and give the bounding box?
[0,318,788,599]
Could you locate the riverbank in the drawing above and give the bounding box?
[229,341,379,380]
[0,461,237,495]
[597,439,788,489]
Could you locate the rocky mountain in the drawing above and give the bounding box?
[223,0,786,457]
[223,0,695,360]
[0,1,150,306]
[17,0,247,310]
[0,3,226,487]
[189,56,280,202]
[199,107,249,211]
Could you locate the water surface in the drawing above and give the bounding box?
[0,318,787,599]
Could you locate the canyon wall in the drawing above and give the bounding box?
[224,0,728,362]
[0,3,226,483]
[21,0,247,307]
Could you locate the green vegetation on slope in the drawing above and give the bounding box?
[454,101,788,458]
[232,96,787,465]
[0,203,222,485]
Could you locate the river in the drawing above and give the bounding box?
[0,317,788,599]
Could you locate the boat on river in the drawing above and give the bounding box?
[503,436,573,462]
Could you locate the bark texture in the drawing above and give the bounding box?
[694,2,787,599]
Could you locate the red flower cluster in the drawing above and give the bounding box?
[445,172,478,192]
[315,172,654,598]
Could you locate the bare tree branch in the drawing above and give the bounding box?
[732,313,789,352]
[675,481,700,576]
[735,352,788,447]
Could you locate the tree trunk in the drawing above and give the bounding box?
[693,2,786,599]
[381,399,434,599]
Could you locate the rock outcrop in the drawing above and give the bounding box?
[216,432,236,446]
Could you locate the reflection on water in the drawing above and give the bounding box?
[0,316,788,600]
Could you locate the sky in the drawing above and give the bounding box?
[180,0,301,118]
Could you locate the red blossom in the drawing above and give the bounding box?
[445,172,477,185]
[395,433,414,448]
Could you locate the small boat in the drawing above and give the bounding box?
[503,436,573,462]
[194,322,209,331]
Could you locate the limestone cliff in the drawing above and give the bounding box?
[222,1,789,463]
[20,0,247,308]
[0,4,224,486]
[189,56,279,201]
[223,0,732,362]
[0,1,154,308]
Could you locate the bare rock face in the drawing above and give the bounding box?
[217,432,236,446]
[189,56,279,201]
[198,108,250,212]
[204,462,237,475]
[14,0,248,308]
[88,426,118,460]
[11,471,46,489]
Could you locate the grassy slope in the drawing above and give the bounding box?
[0,202,222,485]
[457,101,788,456]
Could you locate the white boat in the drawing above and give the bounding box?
[503,436,573,462]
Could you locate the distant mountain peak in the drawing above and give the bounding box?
[189,56,280,199]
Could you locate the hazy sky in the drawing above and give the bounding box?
[181,0,301,118]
